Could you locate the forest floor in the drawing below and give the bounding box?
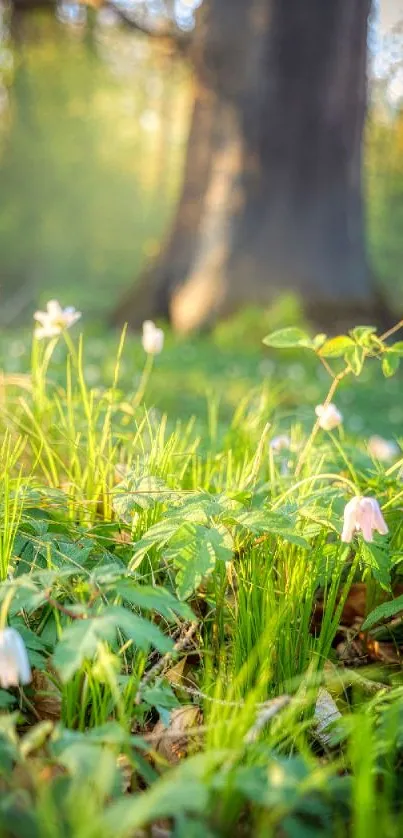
[1,303,403,837]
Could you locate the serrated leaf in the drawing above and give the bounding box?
[129,517,183,570]
[164,523,233,600]
[362,594,403,631]
[234,509,310,549]
[115,582,193,620]
[113,474,176,521]
[382,353,400,377]
[319,336,355,358]
[262,328,314,350]
[361,543,391,591]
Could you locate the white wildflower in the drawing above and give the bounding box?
[341,496,388,544]
[315,402,343,431]
[0,628,32,689]
[367,435,399,462]
[142,320,164,355]
[270,435,291,453]
[34,300,81,340]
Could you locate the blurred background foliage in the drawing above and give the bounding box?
[0,1,402,326]
[0,6,191,322]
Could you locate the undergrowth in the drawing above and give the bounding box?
[1,309,403,837]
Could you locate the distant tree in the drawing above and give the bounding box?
[112,0,393,332]
[9,0,392,331]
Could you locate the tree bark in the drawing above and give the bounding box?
[113,0,390,333]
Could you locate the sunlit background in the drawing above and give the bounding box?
[0,0,402,325]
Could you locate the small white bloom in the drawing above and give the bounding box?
[270,435,291,453]
[315,402,343,431]
[0,628,32,689]
[341,496,388,543]
[367,435,399,462]
[142,320,164,355]
[34,300,81,340]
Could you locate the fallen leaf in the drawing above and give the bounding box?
[150,705,202,764]
[31,669,62,721]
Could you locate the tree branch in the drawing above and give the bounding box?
[104,0,191,48]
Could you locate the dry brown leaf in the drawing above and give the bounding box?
[31,668,62,721]
[336,634,368,666]
[151,705,203,764]
[363,636,401,665]
[165,657,187,686]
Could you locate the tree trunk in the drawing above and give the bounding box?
[113,0,388,333]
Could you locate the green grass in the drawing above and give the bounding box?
[2,307,403,836]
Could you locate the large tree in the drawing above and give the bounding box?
[112,0,389,332]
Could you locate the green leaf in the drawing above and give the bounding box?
[382,353,400,377]
[234,509,310,549]
[344,344,365,376]
[164,523,233,600]
[103,756,212,834]
[389,341,403,356]
[349,326,377,345]
[361,543,391,591]
[113,474,176,521]
[319,336,355,358]
[115,583,193,620]
[0,690,17,709]
[53,607,172,681]
[130,517,183,569]
[361,594,403,631]
[262,328,314,350]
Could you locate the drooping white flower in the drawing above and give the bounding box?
[0,628,32,689]
[270,435,291,453]
[341,496,388,543]
[142,320,164,355]
[34,300,81,340]
[367,435,399,463]
[315,402,343,431]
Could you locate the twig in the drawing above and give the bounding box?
[379,319,403,343]
[244,696,291,743]
[44,592,86,620]
[135,620,199,703]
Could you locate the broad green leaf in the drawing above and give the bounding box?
[164,523,233,600]
[53,607,172,681]
[103,755,214,834]
[115,582,193,620]
[389,341,403,356]
[0,691,17,709]
[262,328,314,350]
[382,353,400,377]
[113,474,176,520]
[361,543,391,591]
[129,517,184,569]
[319,336,355,358]
[362,594,403,631]
[234,509,310,549]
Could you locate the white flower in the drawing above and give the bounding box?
[341,496,388,543]
[270,435,291,453]
[367,435,399,462]
[0,628,32,689]
[34,300,81,339]
[142,320,164,355]
[315,403,343,431]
